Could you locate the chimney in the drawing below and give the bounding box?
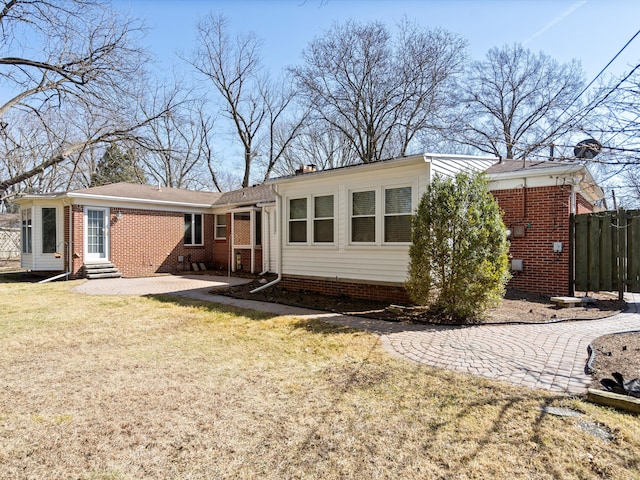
[295,164,317,175]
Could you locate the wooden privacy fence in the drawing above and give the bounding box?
[572,209,640,294]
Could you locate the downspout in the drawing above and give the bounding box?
[64,199,73,280]
[259,207,270,275]
[251,186,282,293]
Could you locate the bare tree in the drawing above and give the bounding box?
[135,84,217,190]
[290,19,467,164]
[0,0,169,195]
[275,124,359,176]
[191,14,267,188]
[459,43,585,160]
[257,77,308,180]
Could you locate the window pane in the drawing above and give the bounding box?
[22,210,32,254]
[289,220,307,242]
[42,208,56,253]
[352,191,375,216]
[194,214,203,244]
[290,198,307,219]
[314,219,333,243]
[352,217,375,242]
[385,215,412,242]
[255,211,262,246]
[184,214,193,245]
[385,187,412,214]
[215,214,227,239]
[314,195,333,219]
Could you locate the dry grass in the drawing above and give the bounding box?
[1,273,639,479]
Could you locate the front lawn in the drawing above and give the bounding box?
[0,274,638,479]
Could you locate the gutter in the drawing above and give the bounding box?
[67,192,214,209]
[250,185,282,293]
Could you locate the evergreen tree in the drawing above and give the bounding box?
[406,172,510,322]
[91,145,146,187]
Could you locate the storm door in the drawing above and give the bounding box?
[85,207,109,262]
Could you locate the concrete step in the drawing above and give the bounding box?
[86,271,122,279]
[84,263,116,270]
[84,263,122,279]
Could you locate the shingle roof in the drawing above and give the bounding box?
[70,182,223,206]
[214,184,275,206]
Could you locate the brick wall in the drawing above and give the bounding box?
[68,205,214,278]
[280,275,411,304]
[70,205,84,278]
[109,208,214,276]
[491,185,592,296]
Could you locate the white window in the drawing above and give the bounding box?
[215,214,227,240]
[313,195,334,243]
[42,207,57,253]
[184,214,203,245]
[21,209,32,253]
[384,186,412,243]
[289,198,307,243]
[351,190,376,243]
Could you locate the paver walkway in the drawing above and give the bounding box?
[74,276,640,395]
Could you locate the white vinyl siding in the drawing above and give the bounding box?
[20,204,64,271]
[275,153,496,285]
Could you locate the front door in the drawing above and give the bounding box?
[85,207,109,262]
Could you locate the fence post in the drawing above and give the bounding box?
[617,208,625,301]
[569,213,575,296]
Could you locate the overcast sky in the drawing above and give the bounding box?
[116,0,640,82]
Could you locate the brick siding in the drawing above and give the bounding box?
[66,205,214,278]
[492,185,593,296]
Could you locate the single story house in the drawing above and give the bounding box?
[15,153,603,300]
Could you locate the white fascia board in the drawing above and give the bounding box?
[67,192,214,210]
[423,152,499,162]
[487,163,584,182]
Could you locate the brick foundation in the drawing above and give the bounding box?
[280,275,411,304]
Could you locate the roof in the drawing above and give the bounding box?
[214,184,275,207]
[68,182,223,206]
[486,159,585,175]
[0,213,19,229]
[268,153,500,185]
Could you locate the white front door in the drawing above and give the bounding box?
[85,207,109,262]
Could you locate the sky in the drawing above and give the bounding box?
[111,0,640,193]
[115,0,640,83]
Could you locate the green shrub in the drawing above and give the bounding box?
[406,172,510,322]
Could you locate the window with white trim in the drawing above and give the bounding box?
[313,195,334,243]
[42,207,57,253]
[21,209,32,253]
[215,214,227,240]
[351,190,376,243]
[384,186,412,242]
[184,213,203,245]
[288,198,307,243]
